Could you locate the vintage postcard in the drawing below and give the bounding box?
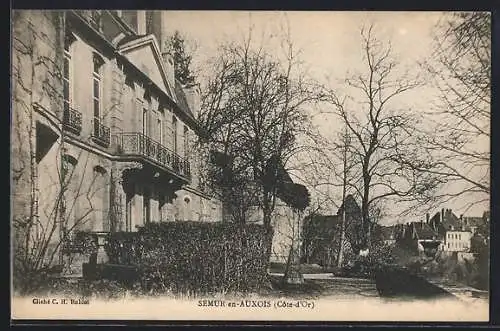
[11,10,490,322]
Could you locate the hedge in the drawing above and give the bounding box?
[104,221,274,295]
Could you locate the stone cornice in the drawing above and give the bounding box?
[182,184,215,201]
[32,102,62,135]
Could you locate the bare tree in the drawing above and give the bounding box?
[324,24,440,250]
[399,12,491,212]
[336,127,353,267]
[198,22,322,231]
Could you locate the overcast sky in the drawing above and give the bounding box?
[161,11,489,223]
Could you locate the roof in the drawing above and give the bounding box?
[412,222,440,240]
[115,33,204,133]
[116,33,177,101]
[116,34,147,47]
[337,194,361,216]
[304,214,341,231]
[174,79,195,120]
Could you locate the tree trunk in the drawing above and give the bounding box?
[361,174,370,250]
[283,210,304,284]
[337,132,349,268]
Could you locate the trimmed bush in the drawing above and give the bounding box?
[104,221,274,295]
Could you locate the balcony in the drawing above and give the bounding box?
[63,107,82,134]
[92,119,110,147]
[119,132,191,180]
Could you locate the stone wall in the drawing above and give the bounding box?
[11,10,64,223]
[11,11,65,268]
[245,198,302,264]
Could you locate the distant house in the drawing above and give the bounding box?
[410,221,442,257]
[444,230,472,252]
[407,208,489,256]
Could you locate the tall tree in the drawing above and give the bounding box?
[325,24,439,250]
[337,126,352,267]
[199,25,322,229]
[399,12,491,212]
[165,30,197,86]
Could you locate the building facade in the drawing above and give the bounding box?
[12,10,222,268]
[444,230,472,252]
[246,199,302,264]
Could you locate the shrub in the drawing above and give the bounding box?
[341,243,398,278]
[104,221,274,295]
[62,231,99,255]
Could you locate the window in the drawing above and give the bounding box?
[61,154,77,185]
[459,234,461,240]
[63,42,72,114]
[63,33,77,115]
[172,116,178,153]
[158,118,163,145]
[447,243,450,249]
[184,125,189,157]
[142,108,148,136]
[142,92,151,137]
[93,54,104,136]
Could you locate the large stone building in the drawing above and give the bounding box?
[11,10,223,269]
[12,10,305,273]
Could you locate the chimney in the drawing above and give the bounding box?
[146,11,164,42]
[183,83,201,118]
[426,213,430,224]
[137,10,147,35]
[441,208,445,222]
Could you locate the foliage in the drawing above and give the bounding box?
[61,231,99,255]
[343,243,397,278]
[165,30,196,86]
[199,26,323,226]
[104,221,274,295]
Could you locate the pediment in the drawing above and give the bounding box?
[117,35,176,101]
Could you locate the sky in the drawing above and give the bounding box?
[160,11,490,224]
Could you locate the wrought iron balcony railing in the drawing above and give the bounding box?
[63,106,82,134]
[119,132,191,180]
[93,119,110,147]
